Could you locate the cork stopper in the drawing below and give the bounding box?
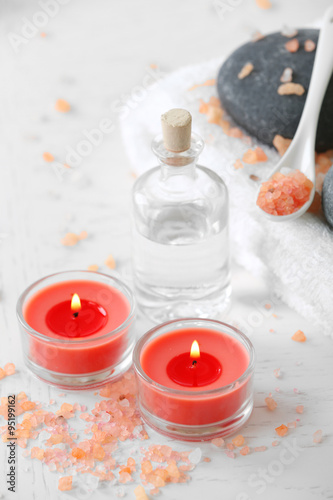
[161,109,192,152]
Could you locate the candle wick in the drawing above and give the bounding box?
[192,360,197,366]
[73,312,79,318]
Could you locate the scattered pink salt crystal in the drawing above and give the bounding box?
[272,440,279,447]
[0,368,5,380]
[166,461,181,478]
[88,264,99,272]
[288,421,297,428]
[225,450,236,459]
[313,430,322,443]
[228,127,243,139]
[72,447,85,459]
[78,230,88,240]
[58,476,72,491]
[255,0,271,9]
[240,446,250,456]
[275,424,288,437]
[292,330,307,342]
[264,303,271,310]
[275,387,280,393]
[280,67,293,83]
[232,435,245,447]
[60,232,80,246]
[119,470,132,483]
[293,388,300,394]
[31,447,44,460]
[203,456,211,463]
[304,39,316,52]
[141,460,153,474]
[238,62,254,80]
[285,38,299,53]
[134,485,149,500]
[43,152,54,163]
[105,254,116,269]
[4,363,15,376]
[55,99,71,113]
[296,405,304,414]
[234,159,244,170]
[273,135,292,156]
[211,437,224,447]
[188,78,216,91]
[243,147,267,164]
[254,446,267,452]
[257,170,313,216]
[265,397,277,411]
[269,329,275,333]
[21,401,36,411]
[226,443,234,451]
[273,368,281,378]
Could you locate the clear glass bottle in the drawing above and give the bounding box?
[131,109,230,323]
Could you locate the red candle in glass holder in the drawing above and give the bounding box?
[18,272,135,388]
[134,320,255,440]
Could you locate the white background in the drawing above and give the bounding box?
[0,0,333,499]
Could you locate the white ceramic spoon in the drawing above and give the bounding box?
[256,5,333,222]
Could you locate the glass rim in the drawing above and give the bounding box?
[133,318,255,397]
[16,270,136,345]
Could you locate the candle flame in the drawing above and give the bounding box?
[71,293,81,313]
[190,340,200,359]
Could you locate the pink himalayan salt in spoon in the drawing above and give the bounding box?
[256,5,333,221]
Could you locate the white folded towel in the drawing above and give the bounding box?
[120,57,333,338]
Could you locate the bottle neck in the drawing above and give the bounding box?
[160,160,197,181]
[152,132,204,180]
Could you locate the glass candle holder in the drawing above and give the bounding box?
[133,318,255,441]
[17,270,136,390]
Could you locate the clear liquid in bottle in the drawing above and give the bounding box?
[131,109,231,323]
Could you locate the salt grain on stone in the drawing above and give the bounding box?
[278,83,305,96]
[238,62,254,80]
[304,39,316,52]
[280,67,293,83]
[285,38,299,53]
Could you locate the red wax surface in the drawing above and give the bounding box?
[167,352,222,387]
[46,299,108,338]
[24,280,131,375]
[139,328,252,426]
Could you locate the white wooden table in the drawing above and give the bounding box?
[1,1,332,498]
